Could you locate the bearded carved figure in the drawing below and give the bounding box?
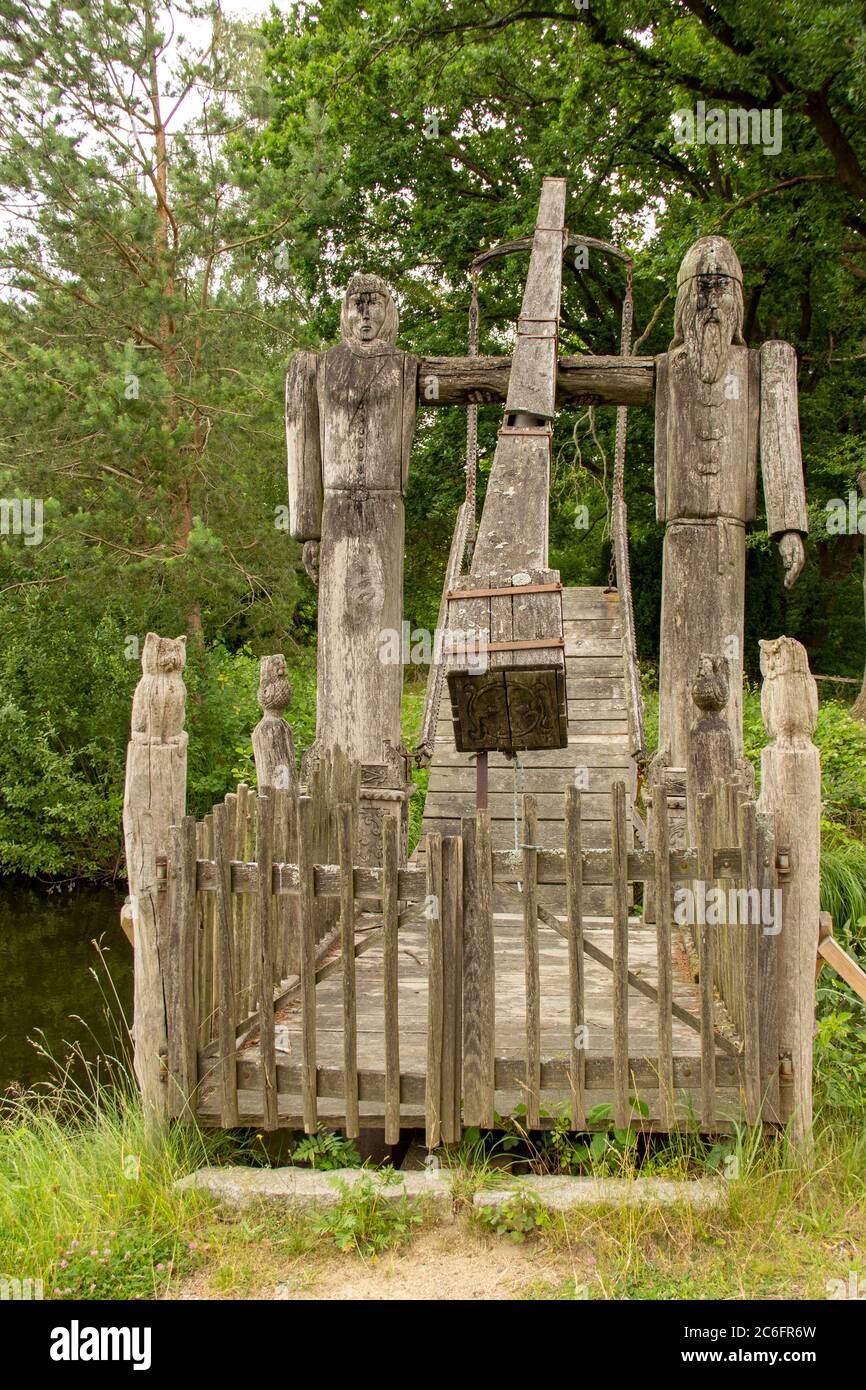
[654,236,808,772]
[285,274,417,769]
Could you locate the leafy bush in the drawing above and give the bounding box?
[291,1127,361,1171]
[312,1174,422,1257]
[475,1191,550,1242]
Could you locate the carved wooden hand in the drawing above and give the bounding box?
[778,531,805,589]
[302,539,320,585]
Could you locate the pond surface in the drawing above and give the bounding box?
[0,881,133,1095]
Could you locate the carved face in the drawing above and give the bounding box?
[683,274,739,383]
[345,291,388,344]
[340,276,399,348]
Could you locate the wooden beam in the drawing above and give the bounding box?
[417,355,655,408]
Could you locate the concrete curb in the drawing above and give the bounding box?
[472,1176,726,1211]
[178,1166,726,1212]
[177,1166,453,1208]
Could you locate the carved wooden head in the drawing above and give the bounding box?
[671,236,745,382]
[141,632,186,674]
[340,273,399,348]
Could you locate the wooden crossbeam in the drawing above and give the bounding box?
[536,902,739,1058]
[817,913,866,1001]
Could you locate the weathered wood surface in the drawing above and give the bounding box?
[193,842,743,901]
[441,835,463,1144]
[756,637,820,1149]
[417,355,655,409]
[207,908,745,1131]
[759,341,809,538]
[297,795,318,1132]
[611,781,629,1129]
[123,633,188,1128]
[256,793,278,1129]
[423,586,634,902]
[504,176,566,421]
[382,814,401,1144]
[461,811,495,1127]
[695,790,717,1130]
[252,655,299,797]
[656,239,808,773]
[445,568,567,754]
[425,834,444,1148]
[166,816,197,1114]
[212,799,239,1127]
[337,802,359,1139]
[286,278,417,768]
[565,786,586,1127]
[653,785,674,1126]
[522,795,542,1128]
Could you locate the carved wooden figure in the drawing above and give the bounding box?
[286,275,417,769]
[251,654,298,797]
[655,237,808,771]
[122,633,188,1127]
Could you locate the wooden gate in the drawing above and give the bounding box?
[163,770,778,1145]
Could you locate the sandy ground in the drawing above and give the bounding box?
[180,1224,591,1301]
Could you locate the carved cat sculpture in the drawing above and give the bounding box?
[130,633,187,745]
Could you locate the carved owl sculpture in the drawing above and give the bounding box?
[759,637,818,745]
[130,633,187,745]
[691,652,729,714]
[257,654,292,715]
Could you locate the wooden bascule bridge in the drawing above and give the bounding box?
[123,179,853,1151]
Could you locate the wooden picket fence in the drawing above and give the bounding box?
[162,774,778,1144]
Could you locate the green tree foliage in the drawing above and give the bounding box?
[0,2,327,874]
[259,0,866,664]
[2,1,866,877]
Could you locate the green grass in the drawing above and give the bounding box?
[0,1066,213,1299]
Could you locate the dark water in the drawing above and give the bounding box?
[0,882,133,1094]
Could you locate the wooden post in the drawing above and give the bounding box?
[122,633,188,1131]
[652,787,675,1128]
[337,802,359,1139]
[462,809,495,1127]
[522,794,541,1129]
[564,786,586,1129]
[382,814,401,1145]
[166,816,197,1116]
[695,790,717,1130]
[611,780,630,1131]
[256,792,278,1131]
[441,835,463,1143]
[212,799,239,1128]
[756,637,821,1151]
[252,654,299,795]
[297,794,318,1134]
[425,833,444,1150]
